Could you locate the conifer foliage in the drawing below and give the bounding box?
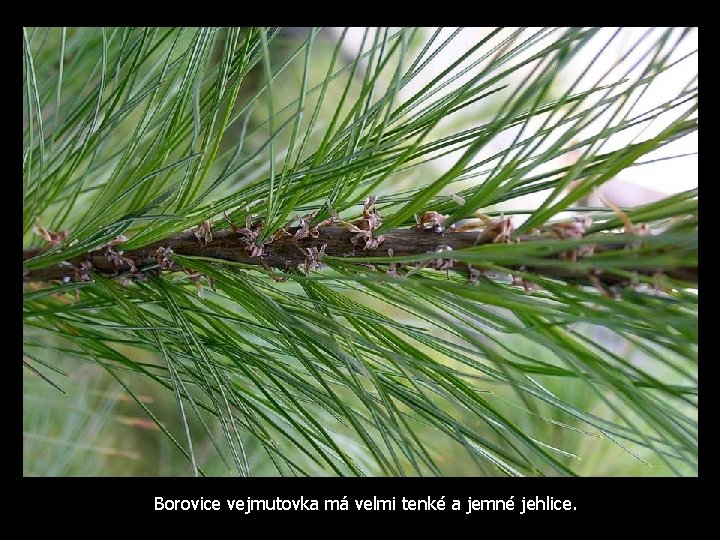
[23,28,697,476]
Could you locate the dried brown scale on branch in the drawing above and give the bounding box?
[414,211,450,234]
[154,247,175,273]
[458,213,514,245]
[467,265,481,285]
[100,235,137,274]
[542,216,595,262]
[301,244,327,276]
[405,244,454,278]
[512,265,542,293]
[224,212,266,257]
[182,267,216,298]
[432,246,454,271]
[105,248,136,274]
[75,261,93,282]
[292,213,321,242]
[459,212,528,287]
[194,220,213,245]
[99,235,129,249]
[32,218,69,248]
[342,196,386,251]
[386,249,400,278]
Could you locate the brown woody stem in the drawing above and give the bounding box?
[22,227,697,286]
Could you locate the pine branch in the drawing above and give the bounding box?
[23,226,697,286]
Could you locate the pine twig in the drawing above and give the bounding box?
[23,226,697,286]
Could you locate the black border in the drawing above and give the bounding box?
[15,25,707,526]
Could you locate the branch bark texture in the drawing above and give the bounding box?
[22,226,697,286]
